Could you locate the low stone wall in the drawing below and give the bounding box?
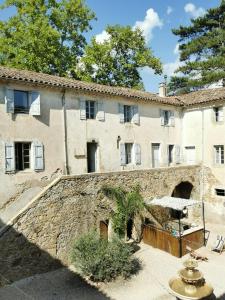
[0,166,201,285]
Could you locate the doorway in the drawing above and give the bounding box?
[168,144,174,165]
[152,143,160,168]
[87,142,97,173]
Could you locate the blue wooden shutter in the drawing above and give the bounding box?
[5,142,15,173]
[80,100,86,120]
[97,101,105,121]
[120,143,126,166]
[118,104,124,123]
[33,142,44,171]
[134,144,141,165]
[30,91,40,115]
[132,105,140,125]
[5,89,14,113]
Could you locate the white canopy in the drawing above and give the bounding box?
[145,196,199,211]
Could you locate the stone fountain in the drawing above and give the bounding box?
[169,259,213,299]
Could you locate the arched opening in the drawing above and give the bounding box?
[171,181,193,199]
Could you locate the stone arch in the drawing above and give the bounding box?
[171,181,194,199]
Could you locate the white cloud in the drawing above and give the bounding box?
[184,3,205,18]
[133,8,163,42]
[167,6,173,15]
[173,44,180,55]
[163,59,182,77]
[95,30,111,44]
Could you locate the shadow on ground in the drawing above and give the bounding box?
[0,218,110,299]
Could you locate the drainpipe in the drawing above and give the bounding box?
[201,108,206,244]
[62,89,69,175]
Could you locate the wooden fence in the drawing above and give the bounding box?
[142,224,204,258]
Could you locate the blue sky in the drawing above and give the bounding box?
[0,0,220,92]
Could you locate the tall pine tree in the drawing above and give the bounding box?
[173,0,225,87]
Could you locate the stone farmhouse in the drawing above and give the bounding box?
[0,65,225,218]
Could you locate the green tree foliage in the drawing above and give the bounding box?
[78,25,162,90]
[0,0,95,77]
[172,0,225,87]
[167,76,191,95]
[102,185,145,239]
[71,231,141,282]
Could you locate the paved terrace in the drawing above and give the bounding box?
[0,222,224,300]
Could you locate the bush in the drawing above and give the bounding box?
[71,231,141,282]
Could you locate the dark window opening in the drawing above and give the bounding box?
[15,142,31,171]
[215,189,225,196]
[124,105,132,123]
[14,90,29,113]
[168,145,174,164]
[164,110,170,125]
[86,100,96,119]
[125,143,133,164]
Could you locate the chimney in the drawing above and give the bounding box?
[159,82,167,97]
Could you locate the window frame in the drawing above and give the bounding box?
[214,145,224,165]
[14,90,30,114]
[85,100,96,119]
[15,142,31,171]
[213,106,224,123]
[125,143,133,164]
[124,105,133,123]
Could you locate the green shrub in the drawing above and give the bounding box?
[71,231,141,282]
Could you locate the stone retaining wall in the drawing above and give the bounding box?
[0,166,201,285]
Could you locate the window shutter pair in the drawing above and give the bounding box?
[80,100,105,121]
[120,143,141,166]
[118,104,139,124]
[5,89,40,115]
[4,141,44,173]
[160,109,175,126]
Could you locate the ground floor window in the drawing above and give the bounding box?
[214,145,224,164]
[125,143,133,164]
[215,188,225,196]
[15,142,31,171]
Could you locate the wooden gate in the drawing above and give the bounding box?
[100,220,108,240]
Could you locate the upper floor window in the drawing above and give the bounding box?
[119,104,139,124]
[160,109,175,127]
[213,107,224,122]
[5,89,40,115]
[86,100,96,119]
[80,100,105,121]
[14,90,29,113]
[214,145,224,165]
[124,105,132,123]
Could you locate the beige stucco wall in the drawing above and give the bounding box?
[65,91,182,174]
[0,82,65,206]
[182,103,225,214]
[0,82,182,206]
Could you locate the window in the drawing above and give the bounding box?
[15,142,31,171]
[119,104,139,124]
[160,110,175,126]
[124,105,132,123]
[215,189,225,196]
[85,100,96,119]
[125,143,133,164]
[214,107,223,122]
[214,145,224,164]
[14,90,29,113]
[168,145,174,165]
[5,89,40,115]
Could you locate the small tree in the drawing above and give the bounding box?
[102,185,145,240]
[71,231,140,282]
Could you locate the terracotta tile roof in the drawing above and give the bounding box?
[0,66,181,106]
[176,88,225,106]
